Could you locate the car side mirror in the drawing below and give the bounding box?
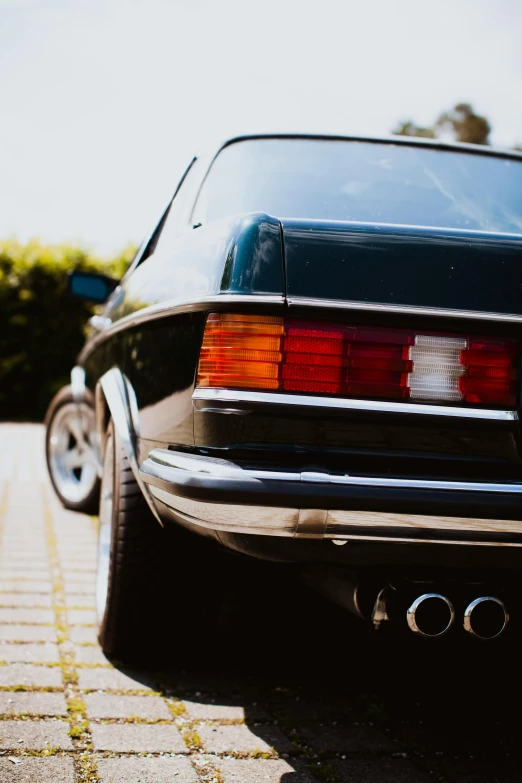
[68,270,120,304]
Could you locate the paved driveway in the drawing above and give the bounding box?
[0,423,519,782]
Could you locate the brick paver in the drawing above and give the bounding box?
[66,609,97,625]
[198,722,292,754]
[0,642,60,662]
[78,666,154,692]
[0,422,519,783]
[0,624,58,642]
[184,698,269,721]
[91,722,186,752]
[73,644,110,665]
[0,691,68,715]
[64,594,96,609]
[0,662,63,687]
[85,693,171,720]
[219,758,315,783]
[0,719,73,749]
[68,626,98,644]
[0,592,53,608]
[97,757,199,782]
[0,757,76,782]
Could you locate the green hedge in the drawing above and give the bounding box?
[0,240,136,421]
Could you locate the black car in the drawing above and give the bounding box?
[45,133,522,656]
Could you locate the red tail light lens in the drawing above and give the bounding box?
[459,339,518,405]
[197,314,519,408]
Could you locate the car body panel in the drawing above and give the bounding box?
[282,219,522,315]
[67,133,522,571]
[100,213,284,327]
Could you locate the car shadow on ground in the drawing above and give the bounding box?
[111,563,522,782]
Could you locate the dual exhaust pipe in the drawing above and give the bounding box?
[406,593,509,640]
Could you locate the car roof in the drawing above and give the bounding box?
[198,132,522,164]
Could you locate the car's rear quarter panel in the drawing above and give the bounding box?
[80,213,286,461]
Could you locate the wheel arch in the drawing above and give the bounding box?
[95,367,163,526]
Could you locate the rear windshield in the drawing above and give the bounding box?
[193,138,522,235]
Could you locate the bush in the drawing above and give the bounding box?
[0,239,136,421]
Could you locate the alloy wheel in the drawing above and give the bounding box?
[48,402,98,505]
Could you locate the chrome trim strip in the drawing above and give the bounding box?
[193,388,518,422]
[149,485,298,536]
[147,486,522,548]
[325,509,522,535]
[287,296,522,324]
[147,449,301,482]
[78,294,285,362]
[88,315,112,332]
[70,366,86,402]
[144,448,522,495]
[304,471,522,494]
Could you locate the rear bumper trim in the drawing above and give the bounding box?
[192,388,518,422]
[139,449,522,547]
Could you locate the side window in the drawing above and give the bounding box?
[190,149,231,227]
[151,158,202,259]
[134,202,172,269]
[129,158,199,274]
[190,142,252,227]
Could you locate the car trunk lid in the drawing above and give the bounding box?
[281,219,522,317]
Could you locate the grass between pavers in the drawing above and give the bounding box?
[0,714,59,721]
[0,639,52,645]
[42,485,100,783]
[0,685,63,692]
[4,747,62,758]
[0,604,54,609]
[0,589,52,595]
[0,662,112,669]
[0,621,55,626]
[81,689,161,696]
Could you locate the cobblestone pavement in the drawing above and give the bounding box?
[0,423,521,782]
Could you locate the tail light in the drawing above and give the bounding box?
[197,314,518,407]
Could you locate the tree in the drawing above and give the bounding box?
[0,240,137,420]
[393,102,491,145]
[392,121,435,139]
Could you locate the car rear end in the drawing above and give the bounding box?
[140,135,522,638]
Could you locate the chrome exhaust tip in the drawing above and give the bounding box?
[463,597,509,640]
[406,593,455,638]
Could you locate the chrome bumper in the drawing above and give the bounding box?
[139,449,522,547]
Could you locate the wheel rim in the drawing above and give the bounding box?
[48,402,98,504]
[96,430,114,624]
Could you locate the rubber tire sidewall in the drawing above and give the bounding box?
[97,421,171,662]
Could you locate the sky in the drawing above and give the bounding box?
[0,0,521,254]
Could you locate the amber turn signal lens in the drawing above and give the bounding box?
[197,314,284,390]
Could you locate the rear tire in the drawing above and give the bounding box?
[97,421,226,663]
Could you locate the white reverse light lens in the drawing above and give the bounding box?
[408,334,468,402]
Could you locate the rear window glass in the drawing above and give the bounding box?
[193,138,522,235]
